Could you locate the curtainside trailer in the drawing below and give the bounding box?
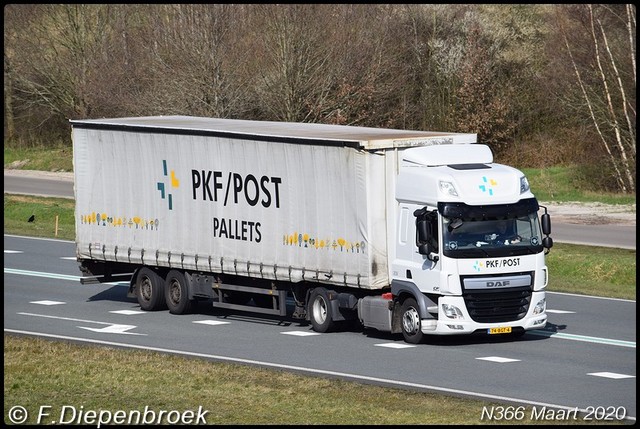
[71,116,552,343]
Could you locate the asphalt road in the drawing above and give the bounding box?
[4,170,74,199]
[4,235,636,423]
[4,170,636,250]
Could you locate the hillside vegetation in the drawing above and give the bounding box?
[4,4,636,194]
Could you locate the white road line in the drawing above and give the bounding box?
[476,356,521,363]
[588,372,635,380]
[193,320,231,326]
[546,290,635,303]
[527,330,635,348]
[17,312,145,336]
[375,343,417,349]
[4,268,128,286]
[30,300,66,306]
[18,312,122,326]
[79,324,145,336]
[6,268,80,281]
[110,310,146,315]
[281,331,321,336]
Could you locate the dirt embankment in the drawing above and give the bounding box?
[540,201,636,226]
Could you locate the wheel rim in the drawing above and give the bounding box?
[402,305,420,335]
[140,276,153,301]
[312,296,327,324]
[169,279,181,305]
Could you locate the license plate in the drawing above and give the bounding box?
[488,326,512,334]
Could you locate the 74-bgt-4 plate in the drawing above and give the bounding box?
[488,326,512,334]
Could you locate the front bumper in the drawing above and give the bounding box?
[420,291,547,335]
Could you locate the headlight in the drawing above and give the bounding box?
[442,304,464,319]
[439,181,458,197]
[533,298,546,315]
[520,176,530,194]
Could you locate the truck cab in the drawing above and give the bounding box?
[389,144,552,342]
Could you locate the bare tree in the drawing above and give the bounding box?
[238,4,338,122]
[12,5,115,120]
[2,2,637,197]
[558,4,635,193]
[237,4,403,126]
[455,21,516,151]
[137,4,249,118]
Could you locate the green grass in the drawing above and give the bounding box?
[3,335,609,425]
[3,195,75,241]
[522,166,636,205]
[4,143,73,172]
[546,244,636,299]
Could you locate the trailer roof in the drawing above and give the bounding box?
[69,115,476,149]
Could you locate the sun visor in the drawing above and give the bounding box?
[403,144,493,167]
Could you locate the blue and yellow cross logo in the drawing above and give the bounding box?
[479,176,498,196]
[157,160,180,210]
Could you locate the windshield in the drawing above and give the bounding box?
[440,199,543,258]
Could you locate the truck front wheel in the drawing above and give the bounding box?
[400,297,424,344]
[136,267,166,311]
[309,288,334,333]
[165,270,193,314]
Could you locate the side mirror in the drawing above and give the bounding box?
[541,213,551,235]
[416,219,428,245]
[539,206,552,254]
[414,209,439,262]
[418,243,430,255]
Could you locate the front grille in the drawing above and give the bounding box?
[463,287,532,323]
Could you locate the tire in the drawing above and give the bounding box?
[165,270,192,314]
[400,297,424,344]
[308,288,334,333]
[136,267,166,311]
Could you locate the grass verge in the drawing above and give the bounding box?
[4,335,603,425]
[4,195,75,241]
[522,166,636,205]
[4,144,73,172]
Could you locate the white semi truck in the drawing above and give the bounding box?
[71,116,553,343]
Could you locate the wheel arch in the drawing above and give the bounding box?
[391,280,436,320]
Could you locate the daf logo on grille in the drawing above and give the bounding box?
[464,274,530,290]
[487,280,510,287]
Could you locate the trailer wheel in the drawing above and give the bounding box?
[165,270,192,314]
[400,297,424,344]
[136,267,166,311]
[309,288,334,333]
